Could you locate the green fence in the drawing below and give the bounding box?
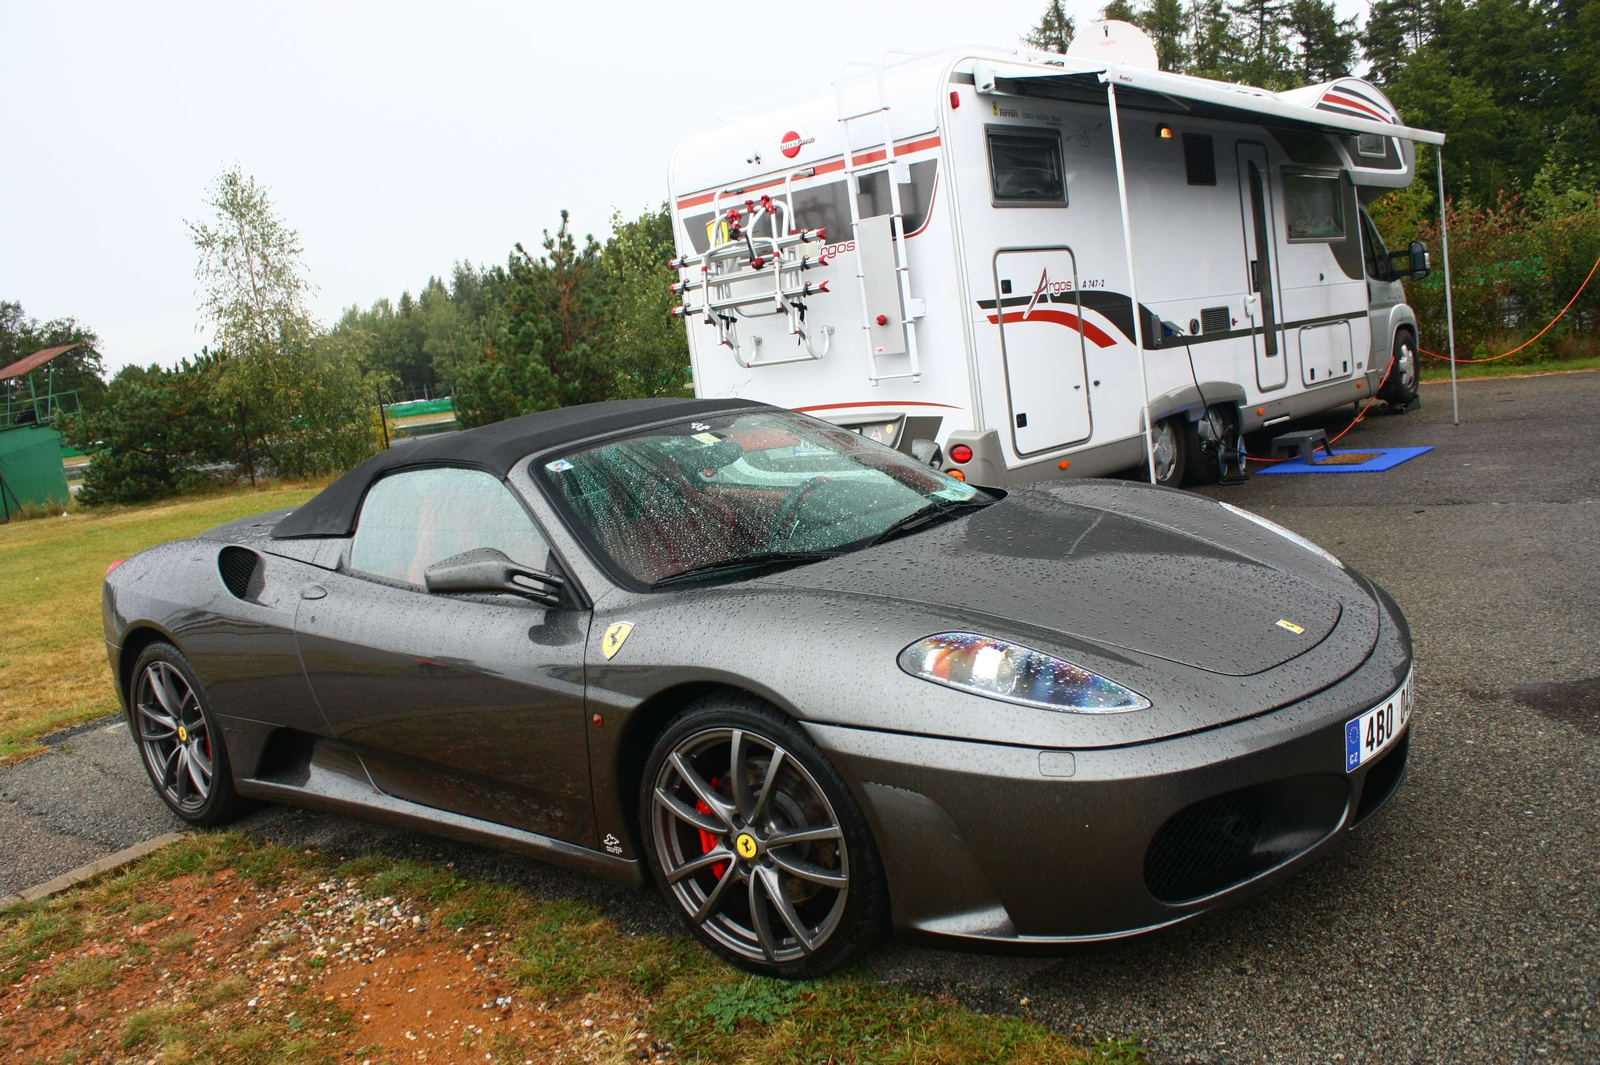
[0,424,71,518]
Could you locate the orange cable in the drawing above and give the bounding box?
[1419,254,1600,363]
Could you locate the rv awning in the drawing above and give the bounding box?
[977,64,1447,147]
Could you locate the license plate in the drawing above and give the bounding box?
[1345,673,1412,773]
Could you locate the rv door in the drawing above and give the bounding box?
[1236,144,1288,391]
[992,247,1092,455]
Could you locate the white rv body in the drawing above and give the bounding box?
[667,35,1441,486]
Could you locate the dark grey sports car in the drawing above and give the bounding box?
[103,398,1414,977]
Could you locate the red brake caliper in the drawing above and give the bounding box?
[695,776,727,878]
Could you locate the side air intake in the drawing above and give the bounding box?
[218,546,264,601]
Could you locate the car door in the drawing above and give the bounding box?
[293,465,594,846]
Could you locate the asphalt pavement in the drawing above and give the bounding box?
[3,370,1595,1063]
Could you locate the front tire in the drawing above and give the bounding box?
[639,694,886,978]
[1150,417,1186,488]
[1379,330,1420,407]
[128,642,249,827]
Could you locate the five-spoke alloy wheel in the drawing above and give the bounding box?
[641,697,884,977]
[129,642,247,826]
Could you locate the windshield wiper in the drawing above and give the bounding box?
[650,550,842,588]
[864,497,995,549]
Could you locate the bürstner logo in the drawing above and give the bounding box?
[1024,268,1075,318]
[780,130,814,158]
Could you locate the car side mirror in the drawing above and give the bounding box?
[910,438,943,467]
[424,547,565,606]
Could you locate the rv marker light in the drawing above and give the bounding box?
[950,444,974,464]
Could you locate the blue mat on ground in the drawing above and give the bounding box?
[1256,445,1435,474]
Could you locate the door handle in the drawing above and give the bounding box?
[1244,294,1261,321]
[300,583,327,600]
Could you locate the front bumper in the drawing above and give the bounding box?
[804,588,1413,950]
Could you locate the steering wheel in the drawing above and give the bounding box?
[767,476,833,548]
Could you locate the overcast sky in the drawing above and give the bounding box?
[2,0,1370,373]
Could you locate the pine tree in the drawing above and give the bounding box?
[1140,0,1191,70]
[1024,0,1076,52]
[1225,0,1294,88]
[1186,0,1240,79]
[1288,0,1359,82]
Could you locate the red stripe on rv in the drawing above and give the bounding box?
[675,136,943,211]
[986,310,1119,348]
[1322,92,1392,123]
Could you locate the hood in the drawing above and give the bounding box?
[763,481,1365,678]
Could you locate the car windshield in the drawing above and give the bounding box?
[536,409,987,587]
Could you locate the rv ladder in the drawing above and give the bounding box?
[835,50,925,385]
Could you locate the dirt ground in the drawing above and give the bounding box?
[1,867,671,1064]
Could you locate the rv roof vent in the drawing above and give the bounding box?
[1201,307,1232,334]
[1066,20,1160,70]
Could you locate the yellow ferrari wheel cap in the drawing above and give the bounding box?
[735,833,759,860]
[177,725,188,742]
[602,621,635,660]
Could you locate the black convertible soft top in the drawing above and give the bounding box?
[271,397,763,539]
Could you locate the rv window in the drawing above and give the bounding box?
[1183,134,1216,186]
[1356,133,1387,158]
[856,160,938,235]
[986,129,1065,205]
[1360,208,1391,280]
[1283,172,1346,241]
[680,178,854,255]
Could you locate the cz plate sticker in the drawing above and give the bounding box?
[1346,674,1412,772]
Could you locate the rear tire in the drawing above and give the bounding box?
[1379,330,1420,407]
[128,642,249,827]
[1183,405,1239,486]
[639,694,886,978]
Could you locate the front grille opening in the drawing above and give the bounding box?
[218,546,265,601]
[1144,774,1348,904]
[1353,730,1410,826]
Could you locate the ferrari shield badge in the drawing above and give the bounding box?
[602,621,635,660]
[1276,619,1307,635]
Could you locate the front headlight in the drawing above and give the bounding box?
[1218,501,1344,569]
[898,632,1151,713]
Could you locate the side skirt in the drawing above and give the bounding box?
[235,757,643,887]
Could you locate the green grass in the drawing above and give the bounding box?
[0,481,324,763]
[338,850,1145,1065]
[0,834,1144,1064]
[1419,355,1600,382]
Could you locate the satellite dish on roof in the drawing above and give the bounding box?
[1067,20,1160,71]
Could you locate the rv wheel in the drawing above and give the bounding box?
[1379,330,1420,407]
[1183,406,1238,486]
[1150,418,1186,488]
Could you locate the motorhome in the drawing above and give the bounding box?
[666,23,1445,487]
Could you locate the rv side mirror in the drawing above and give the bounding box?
[1388,243,1430,282]
[1407,240,1431,280]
